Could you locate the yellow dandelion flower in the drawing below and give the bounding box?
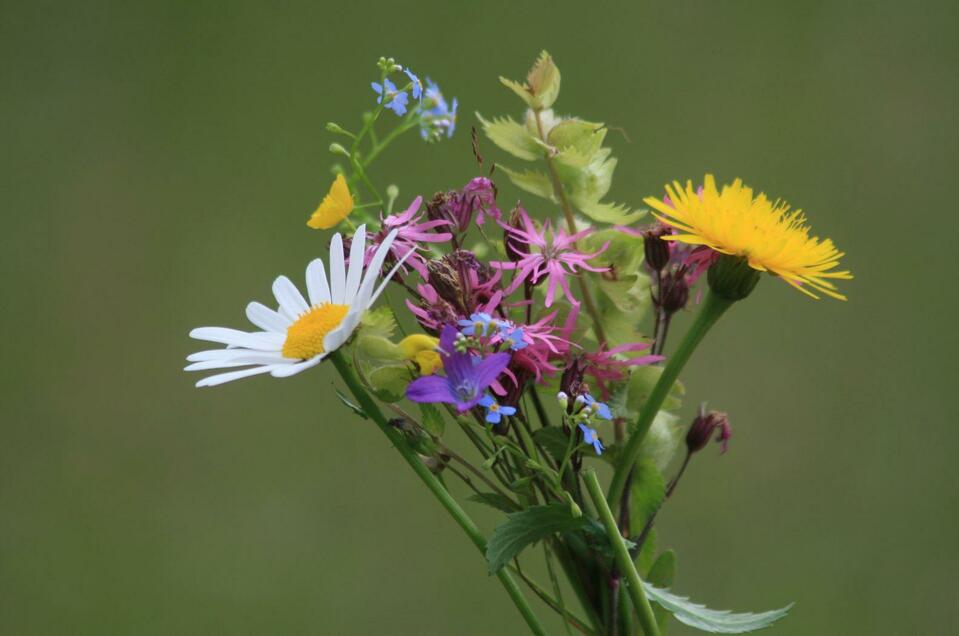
[399,334,442,375]
[644,174,852,300]
[307,174,354,229]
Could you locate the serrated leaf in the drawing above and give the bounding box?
[499,165,555,201]
[367,365,411,403]
[532,427,573,462]
[468,492,520,514]
[486,504,590,573]
[526,50,561,109]
[642,583,793,633]
[576,200,645,225]
[499,76,533,106]
[647,550,678,633]
[335,389,367,420]
[360,306,397,338]
[628,459,666,536]
[548,119,606,160]
[477,113,542,161]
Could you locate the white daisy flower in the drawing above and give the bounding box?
[186,225,406,387]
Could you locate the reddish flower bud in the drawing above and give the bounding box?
[504,205,530,262]
[658,269,690,314]
[686,406,732,455]
[643,226,672,272]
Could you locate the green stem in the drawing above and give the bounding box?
[533,109,608,345]
[511,563,597,636]
[328,351,547,636]
[583,470,660,636]
[607,289,734,507]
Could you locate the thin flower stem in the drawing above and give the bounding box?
[328,351,547,636]
[510,564,597,636]
[607,289,734,508]
[583,469,661,636]
[437,443,521,508]
[533,109,608,345]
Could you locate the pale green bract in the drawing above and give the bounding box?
[642,582,794,634]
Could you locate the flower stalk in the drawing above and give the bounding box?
[607,289,735,508]
[583,469,660,636]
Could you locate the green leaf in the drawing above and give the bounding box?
[499,165,555,201]
[477,113,542,161]
[468,492,520,514]
[547,119,606,161]
[647,550,678,633]
[626,366,685,414]
[532,427,573,462]
[335,388,367,420]
[367,365,411,403]
[635,527,657,574]
[628,459,666,536]
[499,76,533,106]
[576,200,645,225]
[641,411,685,473]
[359,305,396,338]
[526,50,561,109]
[642,583,793,633]
[355,334,404,364]
[486,503,590,573]
[418,403,445,437]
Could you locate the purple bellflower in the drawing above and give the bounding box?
[406,326,510,411]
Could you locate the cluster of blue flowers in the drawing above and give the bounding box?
[556,391,614,455]
[457,312,528,351]
[371,64,457,141]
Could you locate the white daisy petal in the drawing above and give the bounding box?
[246,302,289,333]
[355,229,399,307]
[272,275,309,317]
[323,310,362,353]
[269,355,324,378]
[329,232,346,304]
[185,360,251,372]
[305,259,332,306]
[369,240,414,305]
[186,352,288,370]
[190,327,285,351]
[196,364,278,387]
[343,224,366,304]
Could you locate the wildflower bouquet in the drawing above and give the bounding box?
[186,53,851,635]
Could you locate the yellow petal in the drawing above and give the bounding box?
[307,174,354,229]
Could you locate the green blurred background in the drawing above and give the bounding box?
[2,1,956,634]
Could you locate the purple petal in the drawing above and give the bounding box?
[406,376,455,404]
[473,352,511,390]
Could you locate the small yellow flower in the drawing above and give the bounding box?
[399,334,442,375]
[645,174,853,300]
[307,174,354,229]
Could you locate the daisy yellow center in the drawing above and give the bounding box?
[644,174,853,300]
[282,303,350,359]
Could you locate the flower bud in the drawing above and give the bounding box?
[707,254,761,301]
[504,205,529,262]
[685,406,732,455]
[556,391,569,410]
[658,269,690,314]
[643,226,672,272]
[328,142,350,157]
[425,259,462,308]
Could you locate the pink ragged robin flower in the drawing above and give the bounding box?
[494,209,609,307]
[364,196,453,277]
